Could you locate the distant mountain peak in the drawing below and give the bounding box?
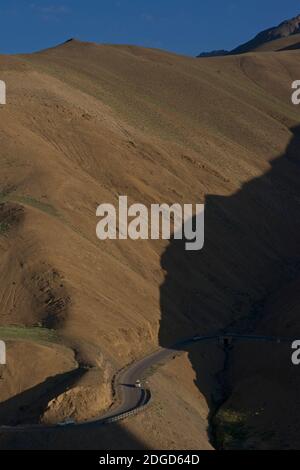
[64,38,80,44]
[231,13,300,54]
[197,49,228,58]
[198,13,300,58]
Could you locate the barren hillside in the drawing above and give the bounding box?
[0,40,300,449]
[199,14,300,56]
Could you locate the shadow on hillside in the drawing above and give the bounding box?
[159,125,300,428]
[0,422,147,451]
[2,127,300,451]
[0,366,147,450]
[0,368,86,425]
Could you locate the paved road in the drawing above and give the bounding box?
[96,333,297,424]
[95,347,179,424]
[0,333,296,430]
[91,333,295,424]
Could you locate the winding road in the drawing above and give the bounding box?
[0,333,296,430]
[89,333,295,426]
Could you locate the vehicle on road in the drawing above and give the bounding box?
[57,419,76,427]
[135,379,142,388]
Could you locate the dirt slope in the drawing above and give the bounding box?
[251,34,300,52]
[231,14,300,54]
[0,40,300,449]
[199,15,300,56]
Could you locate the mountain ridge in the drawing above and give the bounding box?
[1,39,300,449]
[198,13,300,57]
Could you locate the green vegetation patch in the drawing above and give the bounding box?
[0,222,10,236]
[0,325,61,344]
[13,196,61,218]
[213,408,251,450]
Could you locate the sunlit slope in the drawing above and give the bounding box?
[14,39,300,335]
[252,34,300,52]
[0,41,299,445]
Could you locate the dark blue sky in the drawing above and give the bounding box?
[1,1,300,56]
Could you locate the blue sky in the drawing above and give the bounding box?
[1,0,300,56]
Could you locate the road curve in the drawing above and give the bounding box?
[0,333,296,430]
[92,333,296,425]
[94,347,179,424]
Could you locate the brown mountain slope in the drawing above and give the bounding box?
[231,14,300,54]
[199,14,300,56]
[251,34,300,52]
[0,41,300,449]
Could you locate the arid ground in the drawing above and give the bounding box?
[0,38,300,449]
